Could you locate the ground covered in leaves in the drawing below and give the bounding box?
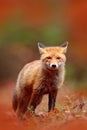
[0,81,87,130]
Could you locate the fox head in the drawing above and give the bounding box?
[38,42,68,71]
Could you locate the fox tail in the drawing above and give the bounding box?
[12,88,18,111]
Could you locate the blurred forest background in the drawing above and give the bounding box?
[0,0,87,89]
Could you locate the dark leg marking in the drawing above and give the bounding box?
[48,89,58,112]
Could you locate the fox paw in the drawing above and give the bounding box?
[36,112,48,117]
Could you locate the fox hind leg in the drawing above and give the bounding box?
[17,87,32,119]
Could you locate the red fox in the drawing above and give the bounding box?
[12,42,68,118]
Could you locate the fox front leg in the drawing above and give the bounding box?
[29,89,43,111]
[48,89,58,111]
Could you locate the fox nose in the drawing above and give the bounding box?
[52,64,56,68]
[50,63,58,69]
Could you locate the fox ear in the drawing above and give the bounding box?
[38,42,46,54]
[38,42,46,48]
[60,41,69,53]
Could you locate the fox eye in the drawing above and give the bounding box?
[47,56,51,59]
[57,56,61,60]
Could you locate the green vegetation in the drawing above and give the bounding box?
[0,22,67,46]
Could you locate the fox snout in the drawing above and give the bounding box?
[50,63,58,69]
[49,62,65,70]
